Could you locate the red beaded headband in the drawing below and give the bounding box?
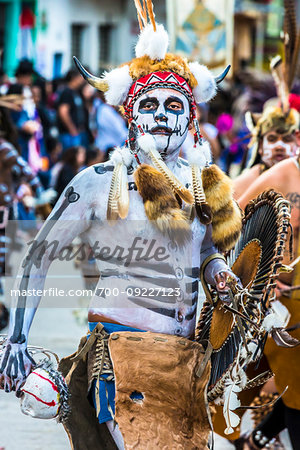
[124,71,196,119]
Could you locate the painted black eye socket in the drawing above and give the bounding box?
[164,97,184,114]
[266,134,278,143]
[166,101,183,111]
[138,97,159,112]
[141,102,157,111]
[282,135,294,143]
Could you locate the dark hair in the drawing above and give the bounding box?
[52,77,65,93]
[46,136,60,154]
[0,106,20,149]
[85,147,101,165]
[33,77,47,104]
[62,146,85,170]
[0,302,9,331]
[15,58,34,77]
[7,83,23,96]
[96,90,106,102]
[65,68,81,83]
[197,103,209,124]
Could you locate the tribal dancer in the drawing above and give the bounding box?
[236,4,300,446]
[233,105,299,200]
[0,2,243,448]
[234,0,300,201]
[237,122,300,450]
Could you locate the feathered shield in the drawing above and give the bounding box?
[196,190,292,432]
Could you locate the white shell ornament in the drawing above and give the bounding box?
[20,363,70,422]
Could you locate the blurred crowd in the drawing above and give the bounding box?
[0,58,128,218]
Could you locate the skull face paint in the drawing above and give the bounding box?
[132,88,191,156]
[260,131,298,167]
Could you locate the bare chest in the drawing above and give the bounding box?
[285,188,300,232]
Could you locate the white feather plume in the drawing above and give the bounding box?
[110,146,134,167]
[189,62,217,103]
[110,147,123,165]
[223,377,242,435]
[262,300,290,331]
[186,141,212,167]
[245,111,256,133]
[240,341,258,361]
[248,341,259,357]
[239,369,248,389]
[122,146,135,167]
[214,396,224,406]
[271,300,290,327]
[137,133,157,155]
[118,164,130,219]
[104,65,133,106]
[107,146,133,221]
[240,345,247,360]
[135,23,169,60]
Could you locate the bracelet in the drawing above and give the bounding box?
[200,253,227,304]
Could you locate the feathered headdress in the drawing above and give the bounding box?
[74,0,241,251]
[271,0,300,114]
[73,0,229,116]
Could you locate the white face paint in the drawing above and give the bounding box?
[132,88,191,157]
[261,131,298,167]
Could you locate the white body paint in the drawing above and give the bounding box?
[0,88,230,391]
[1,158,224,388]
[86,161,207,336]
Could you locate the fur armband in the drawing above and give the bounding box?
[202,164,242,252]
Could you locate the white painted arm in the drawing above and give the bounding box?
[201,224,239,292]
[0,171,93,392]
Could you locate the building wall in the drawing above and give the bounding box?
[0,0,38,77]
[35,0,166,79]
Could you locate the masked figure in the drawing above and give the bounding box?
[233,5,300,447]
[0,2,244,448]
[234,60,300,200]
